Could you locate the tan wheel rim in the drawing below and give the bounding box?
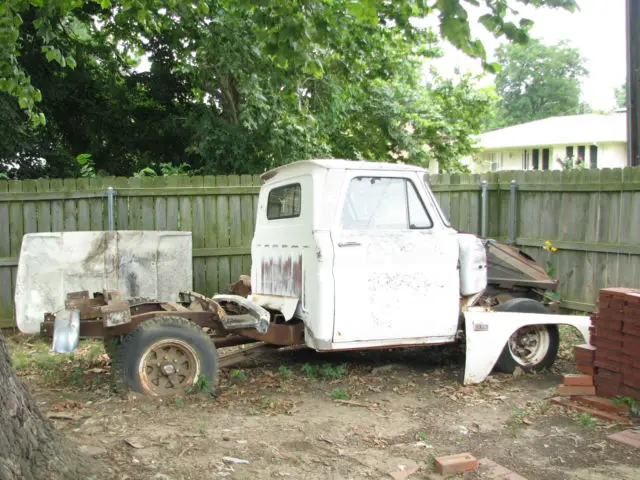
[138,339,201,396]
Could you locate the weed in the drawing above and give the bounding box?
[319,363,347,379]
[259,396,280,410]
[278,365,293,377]
[86,343,103,363]
[196,423,205,435]
[12,352,30,371]
[301,363,315,378]
[506,400,548,437]
[91,376,103,387]
[427,453,438,470]
[186,375,213,395]
[330,387,350,400]
[174,398,185,408]
[578,412,597,429]
[417,431,428,443]
[69,367,84,386]
[230,369,248,381]
[614,396,639,409]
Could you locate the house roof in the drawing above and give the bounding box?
[478,112,627,150]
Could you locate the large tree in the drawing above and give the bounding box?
[0,334,105,479]
[1,0,578,177]
[493,38,588,128]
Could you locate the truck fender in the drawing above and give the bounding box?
[462,308,591,385]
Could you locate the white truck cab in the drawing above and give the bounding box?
[251,159,470,351]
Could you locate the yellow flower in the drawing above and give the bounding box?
[551,247,558,252]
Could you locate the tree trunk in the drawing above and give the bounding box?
[0,334,105,480]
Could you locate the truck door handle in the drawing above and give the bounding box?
[338,241,361,247]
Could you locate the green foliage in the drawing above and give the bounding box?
[578,412,597,429]
[196,423,206,435]
[278,365,293,377]
[186,375,213,395]
[330,387,350,400]
[76,153,96,178]
[229,369,248,381]
[615,84,627,109]
[1,1,577,177]
[493,38,589,128]
[300,363,315,378]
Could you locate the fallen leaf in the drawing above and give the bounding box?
[124,438,144,449]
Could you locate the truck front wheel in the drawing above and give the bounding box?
[493,298,560,373]
[113,316,218,396]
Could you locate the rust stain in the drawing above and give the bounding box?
[259,254,303,297]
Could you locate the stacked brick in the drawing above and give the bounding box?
[574,288,640,401]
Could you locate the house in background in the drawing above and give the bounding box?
[467,111,627,172]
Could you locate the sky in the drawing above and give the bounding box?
[422,0,627,112]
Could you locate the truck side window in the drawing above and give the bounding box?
[267,184,301,220]
[341,177,432,230]
[407,182,433,229]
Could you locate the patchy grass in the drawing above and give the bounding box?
[7,334,110,390]
[330,387,350,400]
[578,412,597,429]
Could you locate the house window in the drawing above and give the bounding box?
[532,149,540,170]
[577,145,586,165]
[542,148,550,170]
[490,153,502,172]
[522,150,530,170]
[590,145,598,168]
[267,184,301,220]
[566,146,574,159]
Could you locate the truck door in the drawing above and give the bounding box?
[332,174,460,344]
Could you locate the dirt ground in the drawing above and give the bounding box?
[6,330,640,480]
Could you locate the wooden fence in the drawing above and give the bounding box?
[1,167,639,326]
[0,175,262,327]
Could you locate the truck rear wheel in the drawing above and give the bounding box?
[493,298,560,373]
[113,316,218,396]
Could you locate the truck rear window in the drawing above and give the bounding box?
[267,184,301,220]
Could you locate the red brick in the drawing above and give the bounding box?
[623,371,640,389]
[594,337,623,350]
[595,383,620,398]
[595,349,622,362]
[563,374,594,386]
[556,385,596,396]
[435,453,478,475]
[608,430,640,449]
[573,395,630,413]
[622,322,640,337]
[594,358,621,371]
[551,397,631,423]
[595,327,626,342]
[595,369,623,382]
[619,384,640,401]
[574,344,596,364]
[594,316,624,331]
[477,459,527,480]
[622,336,640,356]
[576,364,595,375]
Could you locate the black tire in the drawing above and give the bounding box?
[113,316,218,396]
[104,336,122,359]
[493,298,560,374]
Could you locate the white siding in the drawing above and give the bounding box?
[466,141,627,173]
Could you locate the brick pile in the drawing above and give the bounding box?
[573,287,640,401]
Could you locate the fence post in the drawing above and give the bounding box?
[105,186,117,231]
[508,180,518,244]
[480,180,488,237]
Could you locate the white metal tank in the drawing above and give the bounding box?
[458,234,488,295]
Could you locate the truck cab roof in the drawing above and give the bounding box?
[261,159,427,182]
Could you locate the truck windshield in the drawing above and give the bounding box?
[422,173,451,227]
